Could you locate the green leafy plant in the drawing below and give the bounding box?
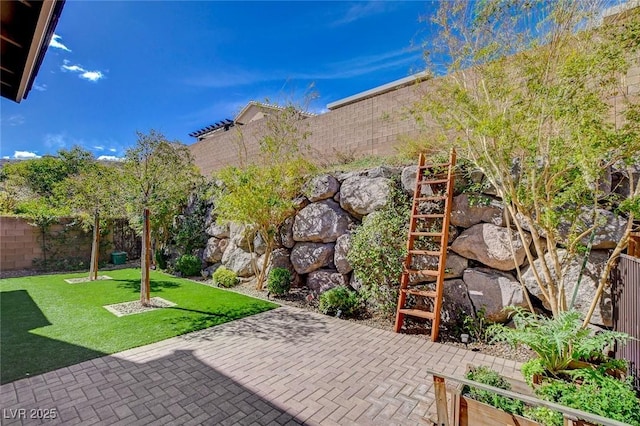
[318,286,361,318]
[266,267,291,296]
[175,254,201,277]
[347,177,410,316]
[213,266,239,288]
[488,308,631,376]
[464,366,525,416]
[462,307,489,343]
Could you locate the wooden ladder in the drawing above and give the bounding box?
[394,148,456,342]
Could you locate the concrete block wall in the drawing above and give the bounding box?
[0,216,44,271]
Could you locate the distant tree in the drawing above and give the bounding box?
[411,0,640,324]
[215,100,316,290]
[123,130,201,305]
[54,162,125,280]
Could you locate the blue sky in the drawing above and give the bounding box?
[0,1,436,160]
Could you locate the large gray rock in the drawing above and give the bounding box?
[451,224,531,271]
[410,279,475,326]
[334,233,353,274]
[202,237,228,263]
[307,269,348,296]
[558,208,627,250]
[290,242,335,274]
[463,268,527,323]
[304,174,340,202]
[221,242,257,277]
[253,232,266,256]
[451,194,504,228]
[340,176,391,219]
[409,252,468,284]
[201,263,222,279]
[401,166,434,196]
[280,216,296,249]
[205,221,230,239]
[521,249,612,327]
[229,223,256,252]
[293,200,354,243]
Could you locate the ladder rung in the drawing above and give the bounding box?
[418,163,450,170]
[404,269,440,276]
[413,214,445,219]
[403,289,437,298]
[415,196,447,201]
[410,232,442,237]
[417,179,449,185]
[408,249,441,256]
[399,308,435,320]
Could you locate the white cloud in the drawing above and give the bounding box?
[49,34,71,52]
[331,2,394,26]
[93,145,105,151]
[34,83,47,92]
[97,155,123,162]
[80,71,104,82]
[2,156,10,160]
[14,151,41,159]
[3,114,25,126]
[61,61,105,82]
[108,148,117,153]
[44,133,67,149]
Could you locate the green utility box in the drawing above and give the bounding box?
[111,252,127,265]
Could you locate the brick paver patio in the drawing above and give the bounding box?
[0,306,522,425]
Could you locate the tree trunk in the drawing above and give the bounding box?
[140,207,151,306]
[89,212,100,281]
[255,241,273,291]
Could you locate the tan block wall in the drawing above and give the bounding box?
[0,216,44,271]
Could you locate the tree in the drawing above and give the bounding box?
[123,130,201,305]
[54,162,125,280]
[411,0,639,324]
[214,101,316,290]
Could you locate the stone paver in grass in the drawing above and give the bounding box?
[0,305,523,425]
[64,275,113,284]
[103,297,177,317]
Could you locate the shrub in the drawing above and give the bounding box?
[175,254,201,276]
[347,177,410,315]
[318,286,361,318]
[154,249,167,270]
[213,266,239,288]
[267,267,291,296]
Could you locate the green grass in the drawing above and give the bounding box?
[0,269,277,384]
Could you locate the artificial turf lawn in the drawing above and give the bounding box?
[0,268,277,384]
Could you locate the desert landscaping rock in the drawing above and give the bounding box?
[201,263,222,279]
[521,249,612,326]
[340,176,391,218]
[401,166,434,196]
[557,208,627,250]
[293,199,353,243]
[103,297,176,317]
[463,268,528,323]
[409,252,468,284]
[279,216,296,249]
[202,237,228,263]
[221,242,257,277]
[205,221,230,239]
[451,223,531,271]
[306,269,348,296]
[253,232,266,256]
[290,242,335,274]
[229,223,256,252]
[304,174,340,202]
[451,194,504,228]
[334,233,353,274]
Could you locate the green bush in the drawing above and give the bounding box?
[464,366,525,416]
[175,254,201,276]
[318,286,361,318]
[347,177,410,315]
[154,249,167,270]
[267,267,291,295]
[213,266,238,288]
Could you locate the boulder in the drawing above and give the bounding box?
[401,166,434,196]
[205,221,230,239]
[349,273,362,291]
[304,174,340,202]
[221,242,257,277]
[365,166,401,179]
[280,216,296,249]
[451,223,531,271]
[409,252,468,284]
[340,176,391,219]
[293,200,354,243]
[202,237,228,263]
[558,208,627,250]
[521,249,612,327]
[307,269,348,296]
[451,194,504,228]
[253,232,266,256]
[290,242,335,274]
[293,196,310,210]
[229,223,255,252]
[257,248,302,287]
[201,263,222,279]
[410,279,475,326]
[334,233,353,274]
[463,268,527,323]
